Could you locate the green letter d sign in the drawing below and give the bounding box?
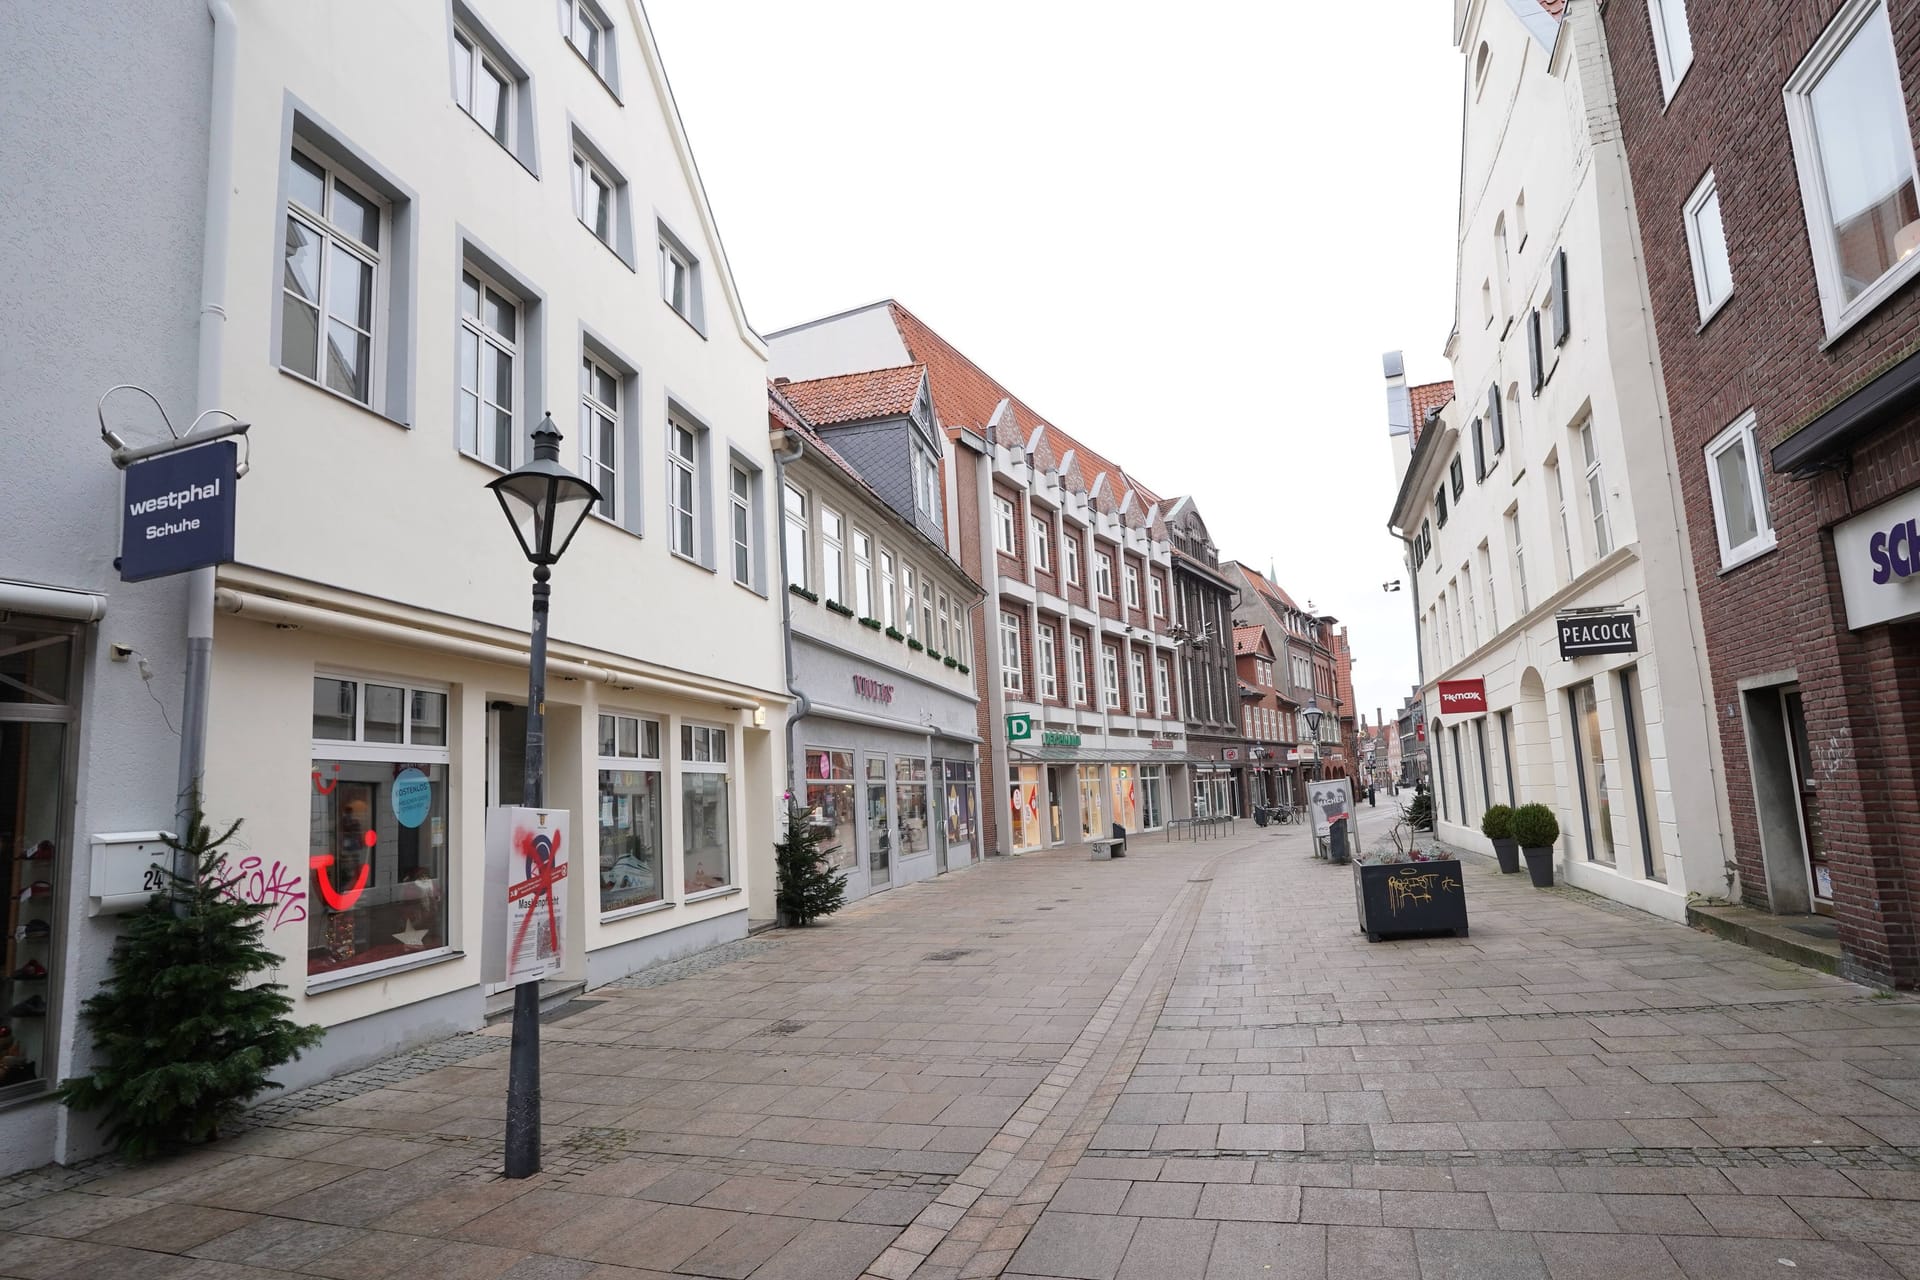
[1005,713,1033,742]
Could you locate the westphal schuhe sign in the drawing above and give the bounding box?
[1556,612,1637,660]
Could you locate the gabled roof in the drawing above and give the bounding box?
[1232,562,1300,613]
[1232,625,1274,658]
[777,366,924,427]
[1409,380,1454,449]
[884,302,1163,525]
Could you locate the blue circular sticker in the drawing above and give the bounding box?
[392,769,432,829]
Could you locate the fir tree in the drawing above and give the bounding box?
[1404,781,1435,832]
[775,797,848,927]
[58,806,323,1160]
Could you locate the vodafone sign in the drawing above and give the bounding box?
[1437,679,1487,715]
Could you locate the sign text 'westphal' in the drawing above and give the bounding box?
[118,440,238,582]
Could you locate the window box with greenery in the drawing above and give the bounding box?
[1481,804,1518,874]
[885,626,905,642]
[957,663,970,675]
[944,656,959,669]
[1511,803,1559,887]
[925,647,941,661]
[825,599,855,618]
[858,616,883,630]
[907,638,924,652]
[789,584,819,604]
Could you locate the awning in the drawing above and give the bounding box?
[1774,343,1920,478]
[1010,746,1208,765]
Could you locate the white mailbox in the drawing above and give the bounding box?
[89,831,175,916]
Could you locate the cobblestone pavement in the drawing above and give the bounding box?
[9,808,1920,1278]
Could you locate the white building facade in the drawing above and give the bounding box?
[1386,0,1729,920]
[2,0,788,1173]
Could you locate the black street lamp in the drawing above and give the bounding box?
[487,413,600,1180]
[1301,701,1325,780]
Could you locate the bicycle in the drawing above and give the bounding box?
[1253,803,1294,827]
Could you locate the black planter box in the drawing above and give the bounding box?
[1354,859,1469,942]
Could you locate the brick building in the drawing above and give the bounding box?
[767,303,1194,854]
[1162,498,1247,816]
[1603,0,1920,982]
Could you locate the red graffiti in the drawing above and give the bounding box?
[509,825,565,964]
[311,853,370,911]
[220,855,309,929]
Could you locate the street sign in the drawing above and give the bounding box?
[118,440,238,582]
[484,806,570,985]
[1556,612,1638,660]
[1005,713,1033,741]
[1437,679,1487,714]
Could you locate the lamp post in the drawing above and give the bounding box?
[1301,701,1324,780]
[487,413,601,1180]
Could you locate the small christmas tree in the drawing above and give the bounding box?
[1404,780,1435,832]
[775,797,848,927]
[58,805,323,1160]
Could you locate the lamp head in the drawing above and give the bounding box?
[488,414,602,566]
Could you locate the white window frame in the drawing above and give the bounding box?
[782,483,808,592]
[1095,551,1114,599]
[729,465,754,587]
[1704,410,1778,570]
[659,237,695,322]
[571,149,615,247]
[1038,623,1059,700]
[1031,515,1052,571]
[1148,573,1164,617]
[457,264,518,469]
[879,550,896,628]
[820,506,846,605]
[668,419,699,561]
[1647,0,1695,102]
[1156,656,1171,717]
[1070,634,1089,705]
[580,353,619,520]
[1786,0,1920,340]
[1129,650,1146,710]
[454,27,514,149]
[1124,564,1141,609]
[901,564,918,639]
[993,496,1016,555]
[282,144,384,407]
[937,589,951,653]
[852,528,873,617]
[596,711,663,916]
[1001,612,1022,693]
[1579,420,1613,558]
[912,446,940,518]
[558,0,614,85]
[679,721,733,895]
[1683,169,1734,323]
[1065,535,1082,585]
[1102,646,1121,711]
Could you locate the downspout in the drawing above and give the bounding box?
[771,429,809,804]
[176,0,237,865]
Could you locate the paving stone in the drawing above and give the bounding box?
[1413,1227,1548,1280]
[1006,1211,1139,1280]
[1688,1194,1816,1238]
[1119,1181,1203,1218]
[1787,1195,1920,1245]
[1116,1217,1215,1280]
[1660,1235,1903,1279]
[1049,1180,1131,1215]
[1324,1225,1416,1280]
[1379,1190,1495,1229]
[1204,1222,1326,1279]
[1300,1188,1382,1226]
[1600,1194,1716,1236]
[673,1212,808,1279]
[1488,1192,1617,1234]
[1195,1183,1302,1222]
[1531,1231,1684,1279]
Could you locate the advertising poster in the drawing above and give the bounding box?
[483,806,569,986]
[1308,778,1352,838]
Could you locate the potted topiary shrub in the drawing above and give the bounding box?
[1510,803,1560,887]
[1481,804,1518,874]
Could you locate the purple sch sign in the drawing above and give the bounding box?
[1869,516,1920,584]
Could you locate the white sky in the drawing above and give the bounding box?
[645,0,1462,724]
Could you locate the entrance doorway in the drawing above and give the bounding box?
[1742,683,1827,914]
[485,701,527,996]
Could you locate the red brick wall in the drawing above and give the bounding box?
[1603,0,1920,981]
[951,447,999,857]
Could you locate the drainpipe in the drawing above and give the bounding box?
[176,0,238,868]
[770,429,810,805]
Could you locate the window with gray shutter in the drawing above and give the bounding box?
[1552,248,1570,346]
[1487,384,1505,454]
[1472,417,1486,481]
[1450,456,1465,500]
[1436,486,1449,528]
[1527,310,1543,394]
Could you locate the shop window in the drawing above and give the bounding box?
[804,748,857,874]
[1618,667,1666,882]
[597,712,662,914]
[309,674,451,980]
[895,758,930,856]
[2,620,77,1093]
[1009,765,1042,852]
[680,723,731,893]
[1139,765,1165,829]
[942,760,978,862]
[866,756,890,884]
[1568,681,1615,863]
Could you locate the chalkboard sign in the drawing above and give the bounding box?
[1354,858,1468,942]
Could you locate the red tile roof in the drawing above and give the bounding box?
[885,302,1161,523]
[1232,625,1272,656]
[1232,563,1300,613]
[1408,380,1453,448]
[777,365,924,427]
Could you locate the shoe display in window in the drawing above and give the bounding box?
[6,996,46,1017]
[0,1055,37,1087]
[9,960,47,981]
[19,840,53,861]
[14,920,49,942]
[18,881,51,901]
